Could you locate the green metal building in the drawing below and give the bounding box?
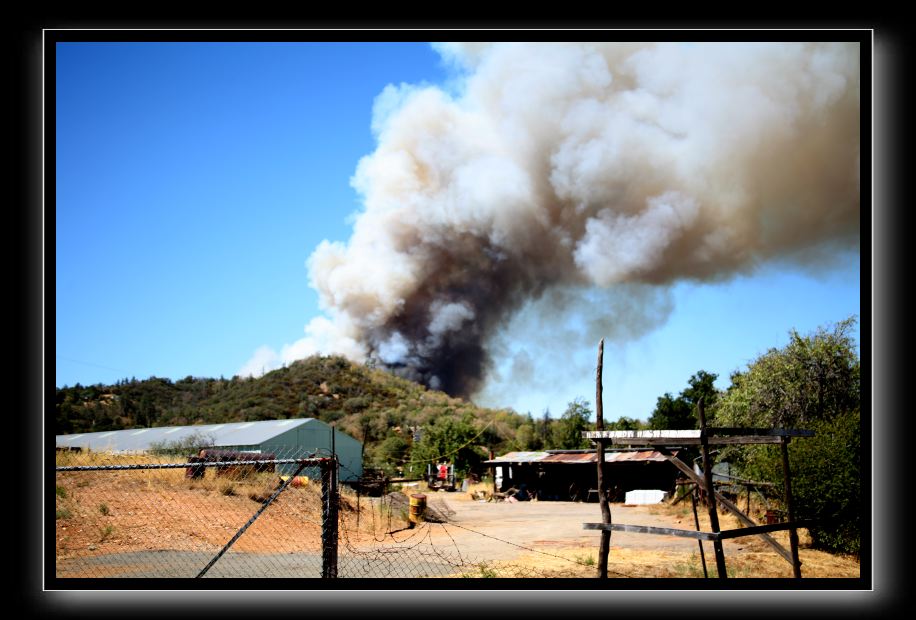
[56,418,363,482]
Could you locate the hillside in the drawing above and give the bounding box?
[55,355,538,475]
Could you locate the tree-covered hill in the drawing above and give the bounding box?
[55,355,543,476]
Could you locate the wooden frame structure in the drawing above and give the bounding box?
[582,425,815,578]
[585,341,815,579]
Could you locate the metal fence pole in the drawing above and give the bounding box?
[321,456,339,578]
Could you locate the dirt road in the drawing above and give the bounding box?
[419,494,744,562]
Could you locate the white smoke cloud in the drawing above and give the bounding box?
[241,41,859,396]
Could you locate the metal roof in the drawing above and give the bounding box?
[56,418,322,453]
[483,449,675,465]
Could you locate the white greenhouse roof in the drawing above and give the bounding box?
[56,418,323,453]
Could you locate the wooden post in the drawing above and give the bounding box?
[780,436,803,578]
[595,338,612,579]
[658,448,795,565]
[698,398,728,578]
[690,486,709,578]
[489,449,497,494]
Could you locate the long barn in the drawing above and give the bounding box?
[483,449,680,502]
[55,418,362,482]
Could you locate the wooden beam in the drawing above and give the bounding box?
[585,428,815,446]
[584,522,719,541]
[585,428,815,439]
[657,448,795,565]
[717,520,818,541]
[583,519,817,542]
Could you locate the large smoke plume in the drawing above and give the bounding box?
[254,42,860,399]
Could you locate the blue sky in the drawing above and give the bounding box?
[55,41,861,422]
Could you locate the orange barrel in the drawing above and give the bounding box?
[408,493,427,525]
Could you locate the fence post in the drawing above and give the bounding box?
[321,456,339,578]
[698,398,728,578]
[595,338,612,579]
[780,436,803,578]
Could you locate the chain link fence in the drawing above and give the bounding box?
[55,448,598,579]
[55,448,338,578]
[334,490,601,578]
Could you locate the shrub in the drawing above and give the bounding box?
[716,318,860,555]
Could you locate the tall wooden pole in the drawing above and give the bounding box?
[780,436,803,578]
[698,397,728,578]
[595,338,612,578]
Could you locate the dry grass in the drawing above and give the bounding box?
[481,533,861,579]
[492,499,861,579]
[55,452,329,562]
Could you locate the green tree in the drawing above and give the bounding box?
[537,408,552,445]
[647,392,694,430]
[609,416,642,431]
[716,317,861,555]
[409,415,484,476]
[373,434,411,476]
[550,398,592,449]
[683,370,719,411]
[648,370,719,429]
[513,421,542,451]
[717,318,859,428]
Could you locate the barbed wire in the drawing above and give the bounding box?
[333,487,625,578]
[54,449,637,579]
[389,419,496,469]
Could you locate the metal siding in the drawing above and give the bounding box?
[56,417,362,481]
[331,428,363,482]
[484,450,675,465]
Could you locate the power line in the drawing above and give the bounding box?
[56,354,126,375]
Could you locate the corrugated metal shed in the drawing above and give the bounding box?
[55,418,363,482]
[56,419,318,453]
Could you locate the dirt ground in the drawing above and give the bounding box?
[377,485,861,579]
[55,465,860,579]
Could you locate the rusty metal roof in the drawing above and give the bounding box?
[483,449,675,465]
[541,452,596,464]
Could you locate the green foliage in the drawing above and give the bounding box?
[717,317,859,428]
[607,416,643,431]
[575,553,595,567]
[682,370,719,408]
[648,370,719,430]
[648,392,694,430]
[716,317,861,555]
[788,409,860,554]
[549,397,593,449]
[98,524,115,541]
[409,415,485,476]
[372,434,411,476]
[513,421,543,451]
